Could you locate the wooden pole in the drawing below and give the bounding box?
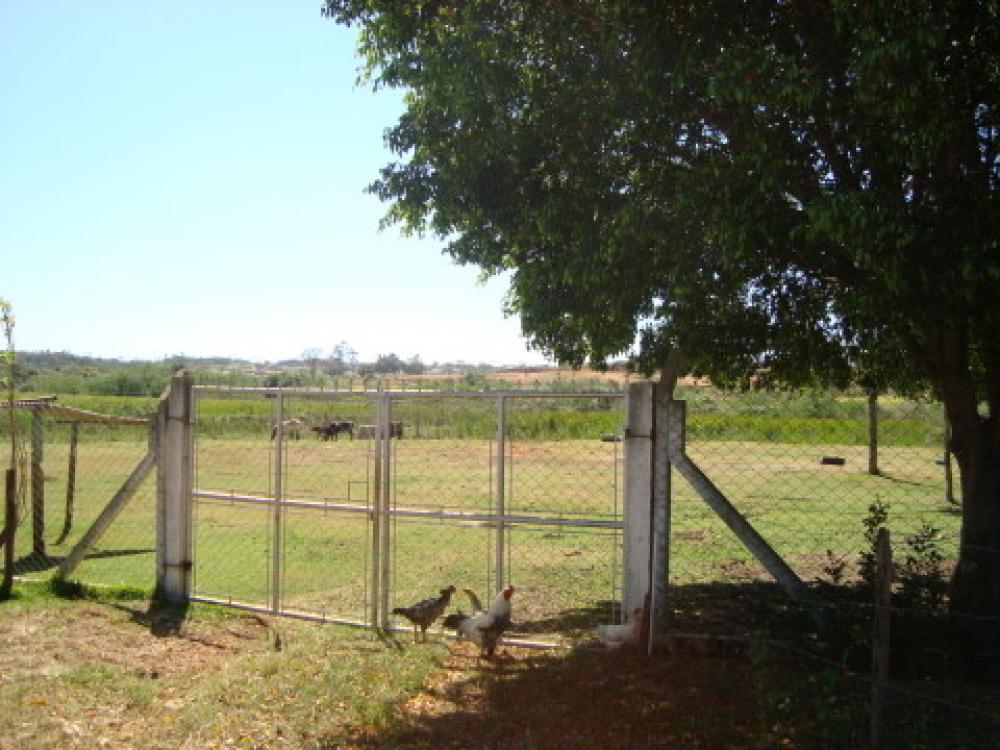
[871,527,892,750]
[867,392,879,476]
[55,422,78,545]
[31,410,45,556]
[57,447,156,579]
[2,468,15,597]
[943,415,956,505]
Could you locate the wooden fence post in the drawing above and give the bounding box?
[867,392,879,476]
[2,468,15,597]
[56,422,78,544]
[943,415,956,505]
[31,410,44,556]
[156,371,194,603]
[871,527,892,750]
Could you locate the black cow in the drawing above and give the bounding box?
[313,420,355,441]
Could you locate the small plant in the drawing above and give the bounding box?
[857,498,890,586]
[897,523,947,615]
[821,549,848,586]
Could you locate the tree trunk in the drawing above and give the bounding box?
[917,328,1000,630]
[948,426,1000,620]
[933,363,1000,680]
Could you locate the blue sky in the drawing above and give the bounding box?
[0,1,550,366]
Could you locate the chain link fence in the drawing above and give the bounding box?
[670,386,956,590]
[0,406,156,590]
[664,385,998,749]
[187,387,626,643]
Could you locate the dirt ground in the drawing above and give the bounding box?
[363,642,764,750]
[1,597,773,750]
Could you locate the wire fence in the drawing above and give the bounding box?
[187,387,626,643]
[664,385,997,749]
[3,384,995,743]
[0,410,156,590]
[671,385,956,590]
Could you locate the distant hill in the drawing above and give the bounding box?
[18,351,255,370]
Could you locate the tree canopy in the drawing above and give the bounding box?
[325,1,1000,619]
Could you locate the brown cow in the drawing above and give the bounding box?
[356,422,403,440]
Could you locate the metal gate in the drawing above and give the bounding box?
[188,386,626,644]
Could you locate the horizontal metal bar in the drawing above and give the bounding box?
[193,489,623,529]
[194,490,372,514]
[383,624,560,650]
[193,385,624,400]
[386,505,623,529]
[192,595,562,649]
[190,595,369,628]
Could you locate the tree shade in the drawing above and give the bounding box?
[323,1,1000,624]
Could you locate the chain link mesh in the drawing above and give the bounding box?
[670,386,955,592]
[187,388,626,642]
[0,410,155,589]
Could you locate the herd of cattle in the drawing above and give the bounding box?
[270,418,403,441]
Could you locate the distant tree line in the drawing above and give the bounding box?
[12,347,504,397]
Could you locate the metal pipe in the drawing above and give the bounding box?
[193,491,625,529]
[194,385,624,400]
[379,393,392,629]
[495,394,506,592]
[271,393,284,613]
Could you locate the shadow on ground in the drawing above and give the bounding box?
[340,642,763,750]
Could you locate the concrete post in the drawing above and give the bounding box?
[650,385,674,634]
[156,370,194,602]
[623,382,654,621]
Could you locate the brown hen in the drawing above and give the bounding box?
[391,585,456,642]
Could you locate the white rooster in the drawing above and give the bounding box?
[595,607,644,650]
[443,585,515,657]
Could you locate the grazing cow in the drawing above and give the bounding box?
[271,418,303,440]
[390,420,404,439]
[313,420,355,441]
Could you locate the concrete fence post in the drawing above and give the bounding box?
[156,370,194,602]
[651,385,675,637]
[624,382,654,624]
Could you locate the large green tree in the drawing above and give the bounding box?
[324,1,1000,619]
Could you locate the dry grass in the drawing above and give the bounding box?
[0,586,443,749]
[0,585,775,750]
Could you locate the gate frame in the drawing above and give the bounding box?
[160,375,649,637]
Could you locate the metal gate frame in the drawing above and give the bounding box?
[164,378,633,644]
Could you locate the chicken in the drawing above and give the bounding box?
[443,585,515,657]
[595,607,643,649]
[391,585,456,642]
